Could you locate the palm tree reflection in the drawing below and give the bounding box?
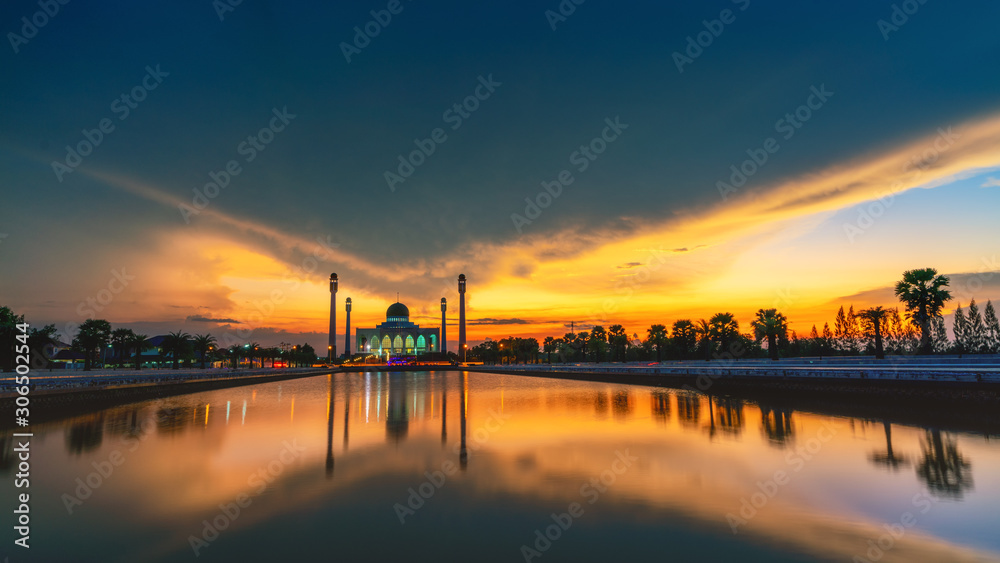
[869,421,909,471]
[760,406,794,446]
[677,394,701,428]
[716,397,745,436]
[66,415,105,455]
[651,391,671,425]
[915,429,972,499]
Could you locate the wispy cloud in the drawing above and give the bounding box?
[187,314,240,323]
[982,177,1000,187]
[469,318,532,325]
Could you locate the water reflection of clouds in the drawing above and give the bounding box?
[2,372,999,562]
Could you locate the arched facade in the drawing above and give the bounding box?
[355,301,442,360]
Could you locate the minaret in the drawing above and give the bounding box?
[458,274,467,363]
[440,298,447,354]
[345,297,352,357]
[328,273,338,361]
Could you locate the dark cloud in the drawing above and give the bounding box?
[469,318,532,326]
[187,315,240,324]
[617,262,643,269]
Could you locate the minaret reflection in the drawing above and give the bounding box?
[386,372,409,442]
[326,375,335,479]
[343,378,351,451]
[459,372,468,471]
[441,374,448,445]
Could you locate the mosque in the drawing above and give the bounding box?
[356,301,440,359]
[328,273,468,361]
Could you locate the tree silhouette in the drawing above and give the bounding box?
[161,331,191,369]
[72,319,112,371]
[915,429,972,499]
[0,306,25,373]
[895,268,952,354]
[671,320,698,359]
[192,334,217,369]
[646,324,668,361]
[857,306,890,359]
[128,333,151,369]
[751,308,788,361]
[110,328,134,368]
[709,312,739,357]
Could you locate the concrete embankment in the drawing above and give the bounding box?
[471,358,1000,393]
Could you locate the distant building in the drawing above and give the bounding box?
[356,302,439,359]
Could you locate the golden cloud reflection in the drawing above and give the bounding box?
[15,372,1000,562]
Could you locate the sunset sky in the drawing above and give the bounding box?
[2,1,999,350]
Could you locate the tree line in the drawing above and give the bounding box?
[0,307,317,372]
[489,268,1000,363]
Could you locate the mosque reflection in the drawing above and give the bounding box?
[0,372,982,508]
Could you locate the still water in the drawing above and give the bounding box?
[4,371,1000,562]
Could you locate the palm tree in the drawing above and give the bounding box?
[542,336,555,363]
[27,324,58,368]
[110,328,134,368]
[192,334,217,369]
[1,306,26,373]
[73,319,112,371]
[608,325,627,361]
[894,268,952,354]
[857,306,890,359]
[708,313,739,358]
[670,320,697,359]
[646,324,668,362]
[589,326,607,362]
[695,319,713,360]
[128,333,151,370]
[751,309,788,361]
[161,331,191,370]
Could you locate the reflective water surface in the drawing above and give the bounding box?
[4,371,1000,562]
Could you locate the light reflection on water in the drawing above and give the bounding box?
[3,371,1000,563]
